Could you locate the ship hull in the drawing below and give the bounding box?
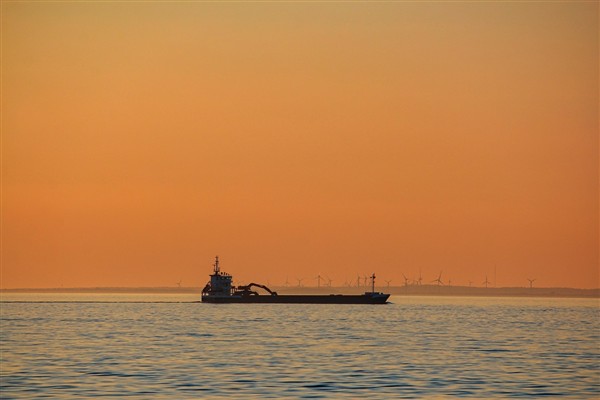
[202,293,390,304]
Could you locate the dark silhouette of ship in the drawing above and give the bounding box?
[201,256,390,304]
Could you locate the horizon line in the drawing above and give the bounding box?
[2,285,599,291]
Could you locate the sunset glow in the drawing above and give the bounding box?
[2,2,598,289]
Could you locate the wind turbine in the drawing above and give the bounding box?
[483,275,491,288]
[527,278,536,289]
[296,278,304,287]
[417,269,423,285]
[402,273,410,287]
[316,274,322,288]
[176,279,182,288]
[285,276,290,287]
[357,275,361,288]
[432,271,444,286]
[325,276,333,287]
[384,279,392,288]
[363,275,368,287]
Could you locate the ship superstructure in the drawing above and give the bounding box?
[202,256,233,297]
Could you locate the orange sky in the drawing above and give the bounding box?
[2,2,598,289]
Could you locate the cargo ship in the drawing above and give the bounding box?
[201,256,390,304]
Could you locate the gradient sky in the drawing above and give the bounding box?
[2,2,598,289]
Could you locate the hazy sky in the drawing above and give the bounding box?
[2,2,598,289]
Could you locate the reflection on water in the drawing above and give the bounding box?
[1,295,598,398]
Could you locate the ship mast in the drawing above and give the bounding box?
[213,255,220,274]
[371,273,376,293]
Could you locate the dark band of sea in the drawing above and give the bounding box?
[1,294,598,398]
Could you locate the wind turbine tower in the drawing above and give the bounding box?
[483,275,491,288]
[402,273,410,287]
[432,271,444,286]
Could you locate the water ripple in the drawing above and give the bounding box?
[1,296,598,398]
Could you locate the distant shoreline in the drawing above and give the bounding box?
[1,285,598,298]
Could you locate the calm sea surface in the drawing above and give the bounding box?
[1,294,599,398]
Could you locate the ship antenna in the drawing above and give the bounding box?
[214,255,220,274]
[371,273,376,292]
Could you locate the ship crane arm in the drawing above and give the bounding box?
[237,283,278,296]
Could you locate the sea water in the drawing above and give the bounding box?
[1,294,598,398]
